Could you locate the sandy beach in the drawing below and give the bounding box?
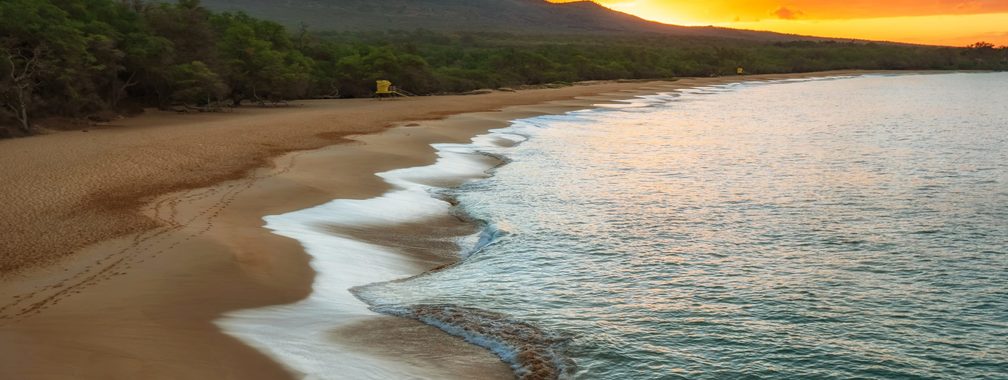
[0,71,895,379]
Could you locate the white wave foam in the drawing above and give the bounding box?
[215,129,509,378]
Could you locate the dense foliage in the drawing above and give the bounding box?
[2,0,1006,135]
[313,30,1008,97]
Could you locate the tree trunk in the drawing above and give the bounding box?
[4,90,30,133]
[230,92,243,107]
[16,99,29,133]
[111,71,138,108]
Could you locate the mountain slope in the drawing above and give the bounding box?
[199,0,823,41]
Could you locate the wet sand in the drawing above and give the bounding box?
[0,71,896,379]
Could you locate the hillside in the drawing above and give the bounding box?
[199,0,823,41]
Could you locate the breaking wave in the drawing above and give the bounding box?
[372,304,575,380]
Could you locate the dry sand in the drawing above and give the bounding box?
[0,71,895,379]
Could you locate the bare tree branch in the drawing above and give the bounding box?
[2,46,44,133]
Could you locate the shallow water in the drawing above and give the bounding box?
[360,73,1008,379]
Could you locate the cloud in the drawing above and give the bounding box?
[773,6,804,20]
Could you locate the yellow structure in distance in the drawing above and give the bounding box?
[376,80,392,95]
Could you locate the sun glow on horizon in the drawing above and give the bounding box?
[548,0,1008,46]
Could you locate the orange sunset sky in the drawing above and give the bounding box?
[551,0,1008,46]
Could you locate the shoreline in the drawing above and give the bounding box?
[0,71,906,379]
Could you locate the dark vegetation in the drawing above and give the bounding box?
[2,0,1007,137]
[315,31,1007,98]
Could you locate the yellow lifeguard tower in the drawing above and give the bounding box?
[737,66,745,75]
[376,80,392,98]
[375,80,415,99]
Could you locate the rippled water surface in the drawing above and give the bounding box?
[365,73,1008,379]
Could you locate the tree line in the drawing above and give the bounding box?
[2,0,1006,137]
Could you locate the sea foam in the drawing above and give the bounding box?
[215,114,595,379]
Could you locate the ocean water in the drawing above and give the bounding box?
[356,73,1008,379]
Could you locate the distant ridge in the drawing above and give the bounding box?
[199,0,828,41]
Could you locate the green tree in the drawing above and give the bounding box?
[0,0,89,131]
[168,61,227,105]
[214,12,313,104]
